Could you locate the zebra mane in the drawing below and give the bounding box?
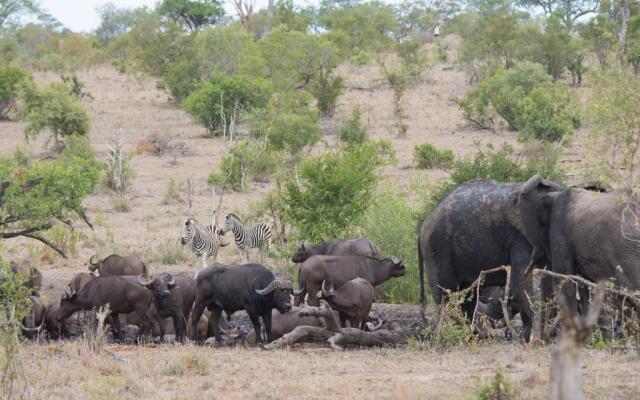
[226,213,243,224]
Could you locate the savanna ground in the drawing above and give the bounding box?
[2,39,637,399]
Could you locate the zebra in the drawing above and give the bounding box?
[220,213,272,262]
[180,218,228,278]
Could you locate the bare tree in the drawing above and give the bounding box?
[519,0,600,31]
[619,0,630,57]
[106,129,126,192]
[233,0,254,26]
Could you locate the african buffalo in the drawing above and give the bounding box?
[418,179,559,341]
[88,254,147,277]
[321,278,374,330]
[245,307,325,344]
[291,238,382,263]
[296,255,405,306]
[190,264,293,344]
[138,273,196,342]
[57,276,153,336]
[510,175,640,313]
[21,296,46,339]
[69,272,96,292]
[44,301,78,339]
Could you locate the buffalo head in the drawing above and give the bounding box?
[254,278,293,313]
[388,256,406,277]
[291,241,312,263]
[138,273,176,300]
[88,255,101,272]
[57,288,78,322]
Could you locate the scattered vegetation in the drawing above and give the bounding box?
[413,143,454,169]
[338,107,368,145]
[0,66,31,119]
[476,371,514,400]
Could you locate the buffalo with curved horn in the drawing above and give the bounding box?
[190,264,293,345]
[88,254,147,277]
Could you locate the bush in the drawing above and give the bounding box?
[18,81,90,144]
[516,84,580,143]
[257,111,321,154]
[0,66,31,119]
[413,143,454,169]
[310,73,344,118]
[459,62,551,130]
[164,59,202,102]
[208,140,270,191]
[285,142,389,241]
[338,107,367,145]
[359,181,426,303]
[182,75,270,136]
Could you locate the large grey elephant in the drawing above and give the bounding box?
[509,175,640,311]
[418,179,556,340]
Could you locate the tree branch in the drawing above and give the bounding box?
[22,233,66,258]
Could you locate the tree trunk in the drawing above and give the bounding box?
[620,0,630,57]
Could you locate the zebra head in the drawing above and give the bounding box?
[180,219,196,245]
[222,213,241,234]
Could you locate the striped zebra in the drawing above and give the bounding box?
[180,218,228,278]
[220,213,272,262]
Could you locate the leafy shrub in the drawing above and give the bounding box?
[208,140,269,191]
[262,112,320,154]
[285,142,389,241]
[338,107,367,145]
[18,81,90,143]
[162,177,184,204]
[459,62,551,130]
[310,73,344,118]
[164,59,202,102]
[516,84,580,143]
[148,239,189,265]
[476,371,514,400]
[0,66,31,119]
[413,143,454,169]
[182,75,270,136]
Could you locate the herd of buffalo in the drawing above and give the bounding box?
[11,174,640,345]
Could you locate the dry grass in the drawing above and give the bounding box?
[19,342,638,399]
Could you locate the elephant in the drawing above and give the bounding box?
[418,179,556,341]
[508,175,640,313]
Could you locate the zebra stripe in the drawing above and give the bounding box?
[181,218,223,262]
[221,213,271,250]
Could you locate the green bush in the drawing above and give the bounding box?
[413,143,454,169]
[18,82,90,144]
[459,62,551,130]
[516,84,580,143]
[310,73,344,118]
[260,112,320,154]
[208,140,270,191]
[285,142,389,241]
[164,59,202,102]
[182,75,270,136]
[338,107,367,145]
[0,66,31,119]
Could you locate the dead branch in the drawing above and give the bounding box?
[263,300,402,350]
[533,269,640,306]
[549,281,606,400]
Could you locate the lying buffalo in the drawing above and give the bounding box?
[190,264,293,345]
[321,278,374,330]
[138,273,196,342]
[57,276,153,336]
[296,255,405,306]
[246,307,325,344]
[418,179,558,341]
[21,296,46,339]
[45,300,78,339]
[291,238,381,263]
[88,254,147,277]
[69,272,96,292]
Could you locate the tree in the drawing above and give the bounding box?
[0,0,40,28]
[158,0,224,31]
[0,139,100,257]
[285,142,388,241]
[518,0,600,31]
[95,3,148,45]
[0,66,31,120]
[627,15,640,75]
[528,16,572,81]
[182,75,270,137]
[586,70,640,194]
[18,81,91,145]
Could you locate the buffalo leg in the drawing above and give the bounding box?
[173,312,186,343]
[109,312,121,336]
[157,316,166,342]
[209,308,223,343]
[307,283,320,306]
[190,302,207,341]
[135,304,153,339]
[248,312,262,345]
[263,311,273,343]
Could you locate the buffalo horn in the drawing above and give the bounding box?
[89,255,98,266]
[254,279,292,295]
[165,273,176,287]
[137,273,154,287]
[292,283,305,296]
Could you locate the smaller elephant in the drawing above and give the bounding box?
[510,175,640,313]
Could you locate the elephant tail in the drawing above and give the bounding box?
[418,233,426,314]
